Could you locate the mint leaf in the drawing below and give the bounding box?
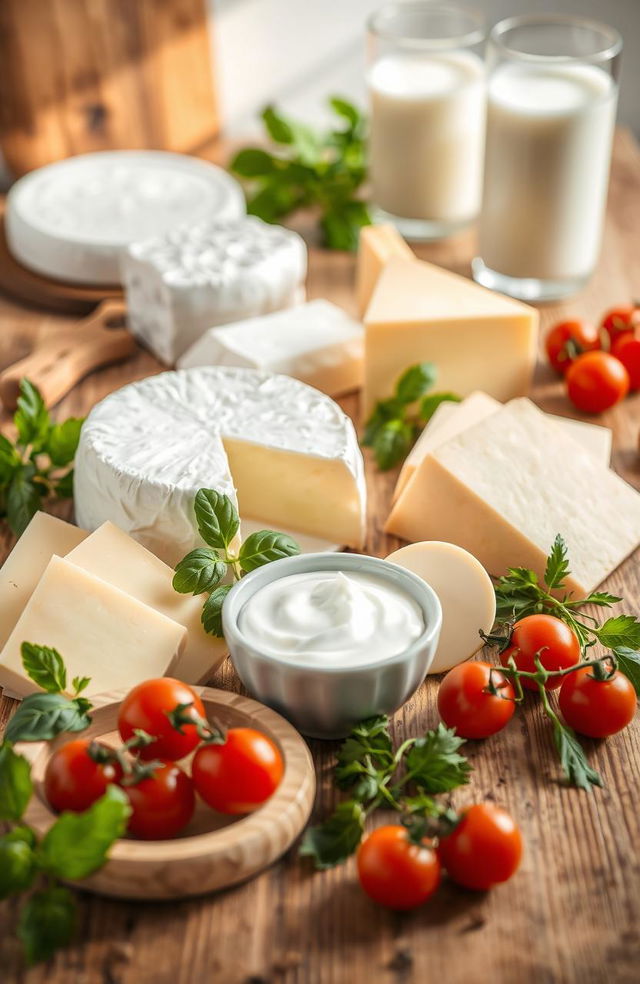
[0,432,19,483]
[613,647,640,695]
[238,530,300,573]
[54,469,75,498]
[0,744,33,820]
[194,489,239,551]
[40,785,130,879]
[362,397,403,447]
[201,584,233,638]
[419,392,461,423]
[321,200,371,252]
[230,148,276,177]
[372,419,413,470]
[552,720,602,790]
[18,886,76,965]
[544,534,571,590]
[395,362,437,404]
[299,800,365,869]
[405,724,471,793]
[594,615,640,651]
[4,693,92,743]
[0,833,36,898]
[14,379,50,450]
[21,641,67,692]
[329,96,361,127]
[6,465,41,535]
[46,418,83,466]
[173,548,227,595]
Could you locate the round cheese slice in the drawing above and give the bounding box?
[6,151,246,285]
[385,541,496,673]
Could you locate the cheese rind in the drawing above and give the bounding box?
[177,300,363,396]
[356,224,414,316]
[0,556,186,699]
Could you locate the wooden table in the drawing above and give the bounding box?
[1,131,640,984]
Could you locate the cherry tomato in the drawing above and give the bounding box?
[612,332,640,391]
[438,804,522,892]
[438,661,515,739]
[118,678,206,762]
[192,728,284,815]
[357,825,441,910]
[545,319,600,374]
[600,306,640,346]
[123,761,195,839]
[500,614,580,691]
[559,667,637,738]
[44,738,121,813]
[565,351,629,414]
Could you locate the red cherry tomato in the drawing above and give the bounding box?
[565,351,629,414]
[118,678,206,762]
[44,739,121,813]
[612,332,640,391]
[191,728,284,815]
[559,667,637,738]
[500,614,580,691]
[600,306,640,346]
[357,825,441,910]
[545,319,600,374]
[123,761,195,839]
[438,661,515,739]
[438,804,522,891]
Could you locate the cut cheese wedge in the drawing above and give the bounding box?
[386,542,496,674]
[67,522,227,685]
[0,556,186,699]
[0,512,87,650]
[385,398,640,598]
[363,257,538,418]
[356,224,414,316]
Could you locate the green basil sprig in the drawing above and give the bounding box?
[4,643,92,744]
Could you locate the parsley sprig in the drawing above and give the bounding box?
[300,716,471,869]
[362,363,460,470]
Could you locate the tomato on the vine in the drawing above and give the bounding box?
[192,728,284,815]
[438,804,522,891]
[545,319,600,375]
[357,825,441,910]
[500,614,580,690]
[438,661,515,739]
[44,739,122,813]
[600,306,640,346]
[611,332,640,391]
[565,350,629,414]
[123,761,195,839]
[118,677,206,762]
[559,667,637,738]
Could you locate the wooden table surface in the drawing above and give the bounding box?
[1,130,640,984]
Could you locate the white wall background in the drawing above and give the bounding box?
[210,0,640,135]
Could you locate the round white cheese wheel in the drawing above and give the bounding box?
[385,541,496,673]
[5,151,246,285]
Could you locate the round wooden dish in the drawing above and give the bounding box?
[17,687,316,900]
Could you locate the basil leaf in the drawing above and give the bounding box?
[194,489,239,551]
[14,379,50,450]
[231,148,276,178]
[39,785,130,880]
[21,641,67,693]
[71,675,91,696]
[18,885,76,965]
[594,615,640,651]
[173,548,227,595]
[544,534,571,591]
[6,465,41,536]
[395,362,437,404]
[0,432,19,484]
[238,530,300,573]
[4,693,92,743]
[372,419,413,470]
[419,391,461,423]
[0,834,37,899]
[362,397,404,447]
[46,418,83,466]
[405,724,472,793]
[0,744,33,820]
[201,584,233,638]
[552,720,602,790]
[299,800,365,869]
[613,647,640,695]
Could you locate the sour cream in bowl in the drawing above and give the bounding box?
[223,553,442,739]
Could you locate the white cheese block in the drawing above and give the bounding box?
[386,542,496,673]
[66,522,227,685]
[386,398,640,598]
[177,300,363,397]
[6,151,245,285]
[74,367,366,566]
[0,512,88,651]
[122,217,307,365]
[0,556,186,699]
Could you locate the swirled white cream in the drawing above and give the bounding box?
[238,571,424,667]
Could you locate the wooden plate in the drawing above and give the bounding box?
[17,687,316,900]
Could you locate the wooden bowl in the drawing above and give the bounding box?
[17,687,316,900]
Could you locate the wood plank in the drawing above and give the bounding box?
[1,130,639,983]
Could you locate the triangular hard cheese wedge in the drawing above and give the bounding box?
[356,224,414,316]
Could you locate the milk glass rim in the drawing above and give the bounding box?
[368,1,485,51]
[490,14,622,66]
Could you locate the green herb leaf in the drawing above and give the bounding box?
[39,785,131,880]
[238,530,301,573]
[299,800,366,869]
[262,104,295,144]
[21,641,67,693]
[613,647,640,695]
[544,534,571,590]
[194,489,239,551]
[329,96,361,127]
[551,719,603,791]
[71,675,91,696]
[578,591,621,608]
[320,200,372,252]
[395,362,437,404]
[173,548,227,595]
[54,469,75,498]
[230,147,277,178]
[18,886,76,965]
[14,379,50,450]
[362,397,404,447]
[201,584,233,638]
[46,417,84,466]
[334,715,394,798]
[372,419,414,470]
[6,465,41,536]
[0,432,19,483]
[0,744,33,820]
[0,834,37,899]
[4,693,92,743]
[594,615,640,651]
[405,724,471,793]
[419,391,461,423]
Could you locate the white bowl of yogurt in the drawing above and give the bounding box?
[222,553,442,739]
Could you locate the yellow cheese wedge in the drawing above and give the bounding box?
[67,522,227,685]
[356,224,414,316]
[363,257,538,419]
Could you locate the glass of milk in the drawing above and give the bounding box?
[473,15,622,301]
[367,2,486,241]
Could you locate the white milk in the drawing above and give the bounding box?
[368,50,486,225]
[479,63,617,282]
